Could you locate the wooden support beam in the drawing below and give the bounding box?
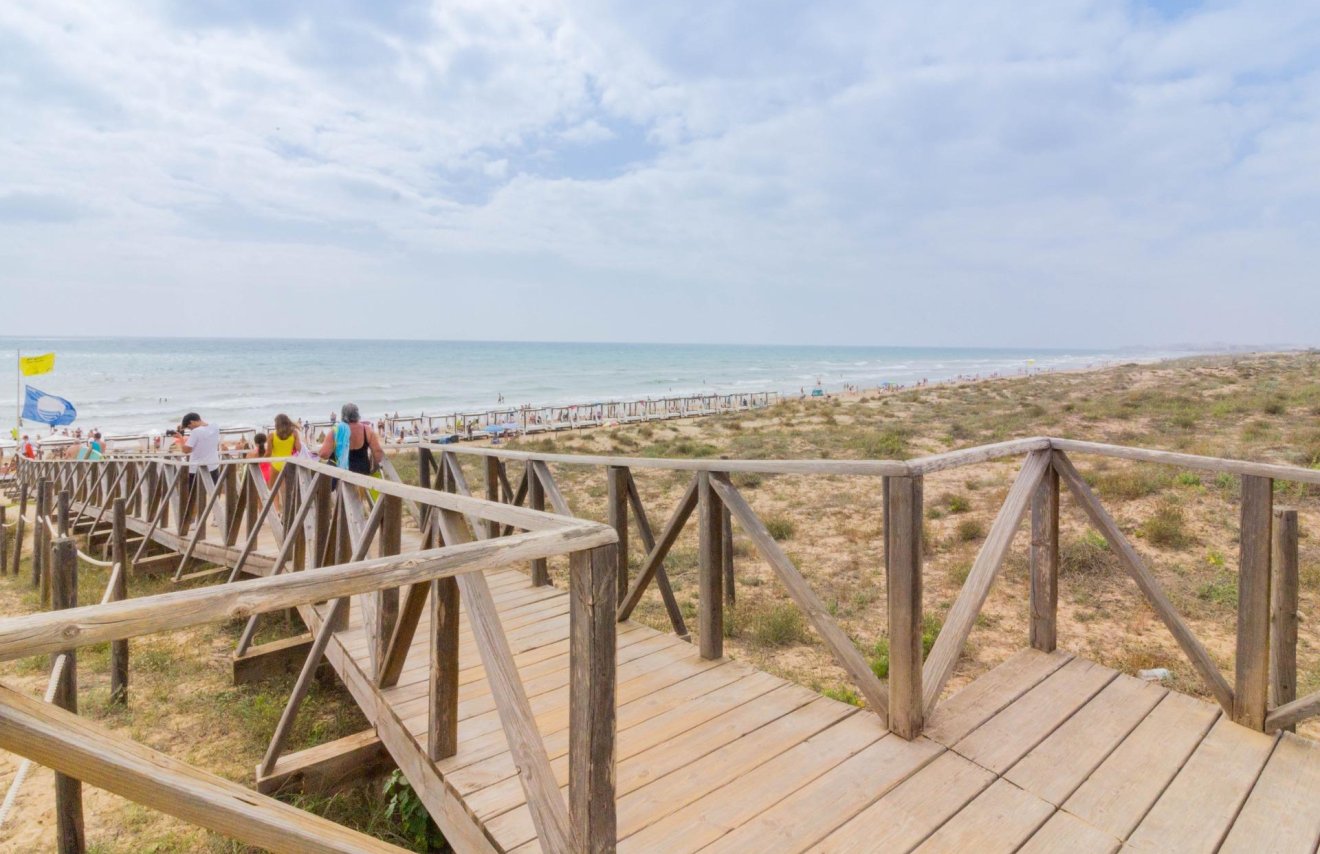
[606,466,629,595]
[711,475,891,721]
[35,478,50,596]
[429,575,459,760]
[0,682,406,853]
[1030,466,1060,652]
[255,730,392,797]
[52,537,86,854]
[619,472,690,638]
[484,456,501,539]
[1234,475,1273,730]
[886,475,923,739]
[528,461,548,586]
[232,635,318,685]
[435,509,574,852]
[570,543,618,853]
[133,552,183,576]
[228,463,291,582]
[1271,507,1299,729]
[697,472,724,660]
[13,484,27,576]
[1053,450,1235,713]
[110,498,129,705]
[721,503,735,606]
[374,494,403,681]
[923,451,1049,712]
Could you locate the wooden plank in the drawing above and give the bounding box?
[1030,465,1059,652]
[255,730,391,796]
[923,451,1050,711]
[618,710,888,852]
[952,657,1116,774]
[1234,474,1272,729]
[109,498,129,704]
[1052,450,1235,713]
[0,682,406,853]
[437,509,575,853]
[907,437,1054,475]
[622,471,688,638]
[1004,674,1166,805]
[232,634,318,685]
[700,733,943,853]
[1017,811,1119,854]
[531,460,573,517]
[51,536,86,854]
[926,649,1073,746]
[1064,691,1219,841]
[1049,437,1320,487]
[711,475,890,719]
[606,466,629,594]
[698,472,724,660]
[1271,507,1299,723]
[913,779,1054,854]
[816,751,995,854]
[1127,717,1277,852]
[616,474,695,628]
[527,460,548,585]
[886,474,923,738]
[569,543,617,853]
[1219,732,1320,854]
[1266,687,1320,732]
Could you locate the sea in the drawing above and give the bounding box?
[1,337,1209,440]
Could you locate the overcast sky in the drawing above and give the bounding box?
[2,1,1317,347]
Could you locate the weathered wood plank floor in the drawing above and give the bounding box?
[310,566,1319,853]
[150,514,1320,853]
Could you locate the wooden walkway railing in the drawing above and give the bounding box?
[3,432,1318,851]
[5,455,618,853]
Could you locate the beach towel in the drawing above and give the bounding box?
[333,422,351,469]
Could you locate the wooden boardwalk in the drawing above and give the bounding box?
[307,561,1318,853]
[10,443,1320,854]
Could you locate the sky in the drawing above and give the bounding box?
[1,0,1318,348]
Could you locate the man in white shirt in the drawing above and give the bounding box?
[179,412,222,527]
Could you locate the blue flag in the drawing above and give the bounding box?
[22,385,77,426]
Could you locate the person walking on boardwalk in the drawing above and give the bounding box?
[267,413,303,512]
[177,412,222,527]
[318,402,383,476]
[249,432,273,485]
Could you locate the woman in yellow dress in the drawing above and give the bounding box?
[268,413,303,511]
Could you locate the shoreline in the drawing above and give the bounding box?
[4,349,1285,454]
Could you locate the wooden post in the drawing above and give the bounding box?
[110,498,130,705]
[528,461,548,586]
[35,479,50,599]
[51,537,86,853]
[175,471,192,538]
[311,475,333,569]
[1029,467,1059,652]
[428,576,460,760]
[697,472,724,660]
[484,456,501,539]
[721,503,735,605]
[887,475,924,739]
[1234,475,1273,730]
[1271,507,1299,730]
[0,505,7,576]
[57,489,70,537]
[606,466,629,595]
[569,543,617,852]
[375,495,402,679]
[222,464,241,546]
[13,484,27,576]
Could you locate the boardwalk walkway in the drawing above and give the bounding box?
[8,441,1320,853]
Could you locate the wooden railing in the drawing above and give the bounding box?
[7,454,619,853]
[417,436,1319,740]
[6,432,1318,851]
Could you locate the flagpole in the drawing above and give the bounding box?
[14,349,20,434]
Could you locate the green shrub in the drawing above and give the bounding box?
[1093,467,1169,501]
[384,770,446,850]
[765,517,795,541]
[955,518,985,542]
[946,493,971,513]
[1141,500,1193,548]
[851,428,907,459]
[823,685,862,706]
[1175,471,1202,487]
[1197,573,1237,607]
[750,603,809,646]
[1060,529,1114,575]
[869,615,940,679]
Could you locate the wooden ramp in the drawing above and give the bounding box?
[310,564,1320,853]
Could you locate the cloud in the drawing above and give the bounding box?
[0,0,1318,346]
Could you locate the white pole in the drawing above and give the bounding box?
[14,349,20,435]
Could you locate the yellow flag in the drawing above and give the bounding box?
[19,352,55,376]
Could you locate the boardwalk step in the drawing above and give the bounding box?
[133,552,182,575]
[254,730,391,796]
